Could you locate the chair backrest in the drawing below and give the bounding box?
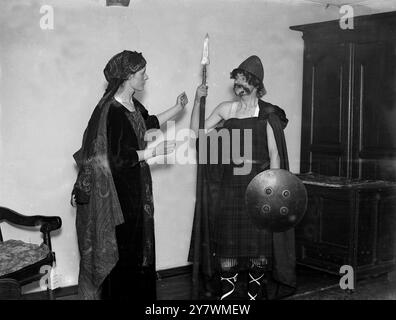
[0,207,62,250]
[0,207,40,243]
[0,207,46,227]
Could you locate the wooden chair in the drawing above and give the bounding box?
[0,206,62,299]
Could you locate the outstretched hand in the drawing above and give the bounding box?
[176,92,188,109]
[155,140,176,156]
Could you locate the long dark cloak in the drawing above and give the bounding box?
[188,99,296,299]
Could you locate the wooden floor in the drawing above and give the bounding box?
[20,265,396,300]
[156,265,396,300]
[156,265,337,300]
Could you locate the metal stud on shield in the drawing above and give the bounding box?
[245,169,308,232]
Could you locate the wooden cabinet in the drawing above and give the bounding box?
[291,12,396,278]
[291,11,396,181]
[296,174,396,278]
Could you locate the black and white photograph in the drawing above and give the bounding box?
[0,0,395,310]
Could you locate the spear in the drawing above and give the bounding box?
[199,33,210,129]
[191,33,210,299]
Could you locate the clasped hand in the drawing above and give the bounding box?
[154,140,176,156]
[195,84,208,100]
[176,92,188,109]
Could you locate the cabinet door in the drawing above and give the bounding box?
[300,42,350,176]
[352,41,396,181]
[296,185,351,272]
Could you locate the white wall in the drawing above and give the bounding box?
[0,0,394,292]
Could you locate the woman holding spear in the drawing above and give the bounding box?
[189,37,295,300]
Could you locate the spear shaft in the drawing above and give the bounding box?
[199,65,207,130]
[192,34,209,300]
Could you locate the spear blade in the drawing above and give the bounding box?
[200,33,210,65]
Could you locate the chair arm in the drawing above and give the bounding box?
[39,217,62,234]
[40,217,62,253]
[0,207,62,230]
[0,207,62,250]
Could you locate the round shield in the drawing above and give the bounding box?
[245,169,307,232]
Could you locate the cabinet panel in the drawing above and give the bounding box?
[300,42,350,176]
[357,195,377,266]
[312,51,345,145]
[320,197,350,247]
[377,191,396,262]
[353,41,396,181]
[295,195,319,242]
[311,153,341,177]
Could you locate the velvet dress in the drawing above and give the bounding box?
[101,97,160,300]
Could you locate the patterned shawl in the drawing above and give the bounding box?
[73,92,124,300]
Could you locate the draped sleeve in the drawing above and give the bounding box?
[134,99,160,130]
[107,105,140,169]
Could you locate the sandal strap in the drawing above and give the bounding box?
[248,292,257,300]
[220,273,238,300]
[248,272,266,300]
[249,272,265,285]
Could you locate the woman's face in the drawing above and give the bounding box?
[128,67,148,91]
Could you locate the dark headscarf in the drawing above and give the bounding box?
[103,50,147,96]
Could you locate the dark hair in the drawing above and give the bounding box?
[230,69,266,98]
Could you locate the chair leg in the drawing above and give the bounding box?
[0,279,21,300]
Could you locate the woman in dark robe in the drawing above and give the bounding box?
[72,50,188,300]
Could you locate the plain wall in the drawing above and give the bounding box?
[1,0,395,292]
